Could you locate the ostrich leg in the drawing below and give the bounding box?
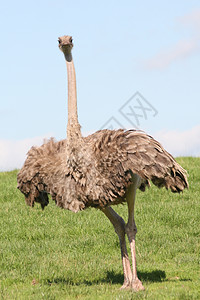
[125,177,145,291]
[101,207,132,288]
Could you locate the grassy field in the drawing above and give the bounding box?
[0,157,199,300]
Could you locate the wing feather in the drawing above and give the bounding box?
[92,129,188,193]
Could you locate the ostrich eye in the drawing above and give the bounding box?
[58,39,61,44]
[70,38,73,43]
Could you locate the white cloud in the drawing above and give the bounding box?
[154,124,200,157]
[0,134,53,172]
[144,9,200,70]
[145,39,198,70]
[179,9,200,32]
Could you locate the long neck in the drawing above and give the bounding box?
[65,52,81,140]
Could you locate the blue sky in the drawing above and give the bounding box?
[0,1,200,170]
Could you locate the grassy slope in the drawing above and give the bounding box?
[0,157,199,300]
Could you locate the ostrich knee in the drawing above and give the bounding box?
[125,221,137,242]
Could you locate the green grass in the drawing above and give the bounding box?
[0,157,199,299]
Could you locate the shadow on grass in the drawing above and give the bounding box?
[138,270,166,282]
[45,269,167,287]
[105,269,166,284]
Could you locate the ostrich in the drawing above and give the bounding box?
[17,35,188,291]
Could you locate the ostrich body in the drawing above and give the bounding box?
[17,36,188,291]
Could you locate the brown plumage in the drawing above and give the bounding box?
[17,130,188,210]
[17,36,188,291]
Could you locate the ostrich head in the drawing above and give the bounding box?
[58,35,73,61]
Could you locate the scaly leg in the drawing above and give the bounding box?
[101,206,132,288]
[125,176,145,291]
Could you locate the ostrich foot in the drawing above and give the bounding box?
[131,278,145,291]
[120,280,131,290]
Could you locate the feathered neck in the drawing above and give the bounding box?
[65,52,82,141]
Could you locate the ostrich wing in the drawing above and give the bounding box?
[91,129,188,194]
[17,138,67,208]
